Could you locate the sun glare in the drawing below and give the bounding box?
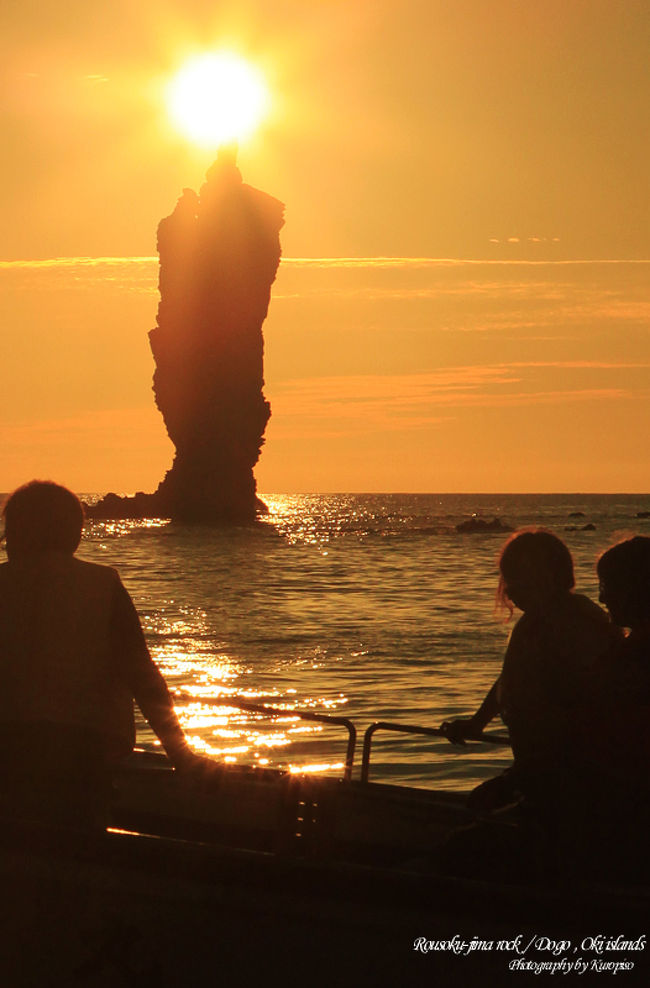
[166,53,270,148]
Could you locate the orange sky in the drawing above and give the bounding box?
[1,2,649,493]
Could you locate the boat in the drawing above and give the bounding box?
[2,701,648,985]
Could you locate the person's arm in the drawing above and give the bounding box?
[440,680,501,744]
[110,580,214,770]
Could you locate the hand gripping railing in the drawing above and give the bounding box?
[176,693,357,782]
[361,721,510,783]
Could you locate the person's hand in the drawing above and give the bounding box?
[440,717,484,746]
[171,747,226,786]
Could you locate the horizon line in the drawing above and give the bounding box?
[4,490,642,497]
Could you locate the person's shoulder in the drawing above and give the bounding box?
[568,593,611,627]
[511,612,531,632]
[563,593,620,660]
[506,612,536,647]
[603,636,650,698]
[71,557,121,587]
[570,592,606,613]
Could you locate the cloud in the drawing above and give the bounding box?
[0,256,158,294]
[0,407,167,442]
[488,237,562,246]
[6,255,646,330]
[2,255,648,491]
[3,256,649,270]
[267,361,650,438]
[0,408,171,493]
[0,256,156,269]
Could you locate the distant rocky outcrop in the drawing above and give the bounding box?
[455,516,514,534]
[88,148,284,522]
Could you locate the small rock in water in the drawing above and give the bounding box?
[455,516,513,534]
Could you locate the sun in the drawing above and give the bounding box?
[166,53,270,148]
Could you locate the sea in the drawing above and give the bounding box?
[17,493,650,791]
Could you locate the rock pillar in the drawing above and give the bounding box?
[88,149,284,522]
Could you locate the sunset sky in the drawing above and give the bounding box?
[1,1,649,493]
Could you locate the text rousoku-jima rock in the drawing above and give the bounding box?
[88,148,284,523]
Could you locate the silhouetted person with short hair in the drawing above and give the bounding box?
[584,537,650,798]
[0,480,214,830]
[541,535,650,881]
[598,536,650,647]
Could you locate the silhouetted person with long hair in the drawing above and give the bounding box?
[0,480,215,830]
[441,529,617,812]
[437,530,620,882]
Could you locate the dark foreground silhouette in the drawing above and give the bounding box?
[0,481,218,829]
[440,531,650,885]
[88,147,285,523]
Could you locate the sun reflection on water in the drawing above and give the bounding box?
[288,763,345,775]
[90,518,170,539]
[81,501,505,785]
[261,494,389,546]
[135,596,349,773]
[70,494,650,789]
[154,684,344,772]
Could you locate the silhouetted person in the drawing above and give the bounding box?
[598,536,650,650]
[0,480,216,830]
[436,530,619,882]
[441,530,617,812]
[538,535,650,881]
[584,537,650,801]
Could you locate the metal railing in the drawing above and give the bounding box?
[361,721,510,783]
[174,692,513,785]
[176,693,357,782]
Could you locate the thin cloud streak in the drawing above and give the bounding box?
[0,407,169,440]
[2,257,647,310]
[269,362,650,436]
[2,256,650,269]
[0,257,156,269]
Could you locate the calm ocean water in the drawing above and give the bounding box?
[8,493,650,790]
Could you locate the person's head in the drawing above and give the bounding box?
[597,536,650,632]
[496,529,575,617]
[2,481,84,560]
